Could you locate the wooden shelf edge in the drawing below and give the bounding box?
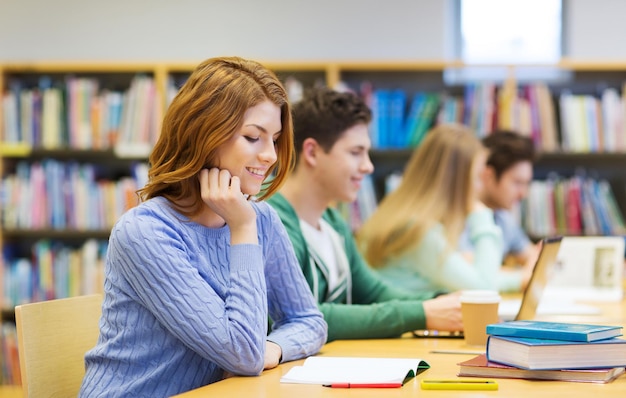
[559,58,626,71]
[370,149,626,158]
[0,385,22,396]
[1,229,112,239]
[0,147,148,161]
[0,143,31,157]
[1,59,626,74]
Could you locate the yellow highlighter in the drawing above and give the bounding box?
[420,379,498,391]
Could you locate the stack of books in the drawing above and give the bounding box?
[458,320,626,383]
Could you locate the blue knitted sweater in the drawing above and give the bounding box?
[79,196,327,397]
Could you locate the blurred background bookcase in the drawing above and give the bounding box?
[2,59,626,385]
[0,62,163,386]
[329,60,626,239]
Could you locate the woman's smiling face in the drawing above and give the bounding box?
[214,100,282,195]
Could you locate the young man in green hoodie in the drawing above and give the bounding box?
[267,87,462,341]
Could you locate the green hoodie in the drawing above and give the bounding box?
[267,193,438,341]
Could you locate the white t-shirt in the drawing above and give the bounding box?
[300,218,342,292]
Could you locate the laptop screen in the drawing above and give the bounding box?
[515,236,563,321]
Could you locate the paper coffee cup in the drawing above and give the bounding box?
[460,290,501,346]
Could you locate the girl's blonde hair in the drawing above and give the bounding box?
[138,56,294,216]
[357,123,485,268]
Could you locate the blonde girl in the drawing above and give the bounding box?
[358,123,524,293]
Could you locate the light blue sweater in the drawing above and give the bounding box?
[79,196,327,398]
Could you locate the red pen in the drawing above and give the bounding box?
[323,382,403,388]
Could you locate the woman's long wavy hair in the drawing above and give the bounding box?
[137,56,294,216]
[357,123,485,268]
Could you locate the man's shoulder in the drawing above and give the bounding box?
[493,209,521,228]
[493,209,530,250]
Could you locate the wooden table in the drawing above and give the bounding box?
[173,299,626,398]
[0,385,22,398]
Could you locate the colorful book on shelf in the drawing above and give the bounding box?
[371,90,391,148]
[486,320,623,342]
[437,94,464,124]
[558,93,574,151]
[601,87,620,152]
[620,81,626,151]
[585,95,600,151]
[403,92,426,145]
[1,323,22,385]
[565,178,583,234]
[486,336,626,370]
[572,95,590,151]
[458,354,625,383]
[408,94,439,147]
[579,178,600,235]
[552,181,567,233]
[600,180,626,232]
[533,83,560,152]
[587,179,612,235]
[279,356,429,386]
[41,87,63,149]
[388,89,407,148]
[525,85,541,149]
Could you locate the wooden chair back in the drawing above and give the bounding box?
[15,294,103,397]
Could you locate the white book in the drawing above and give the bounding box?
[42,88,62,149]
[2,92,19,143]
[280,356,428,386]
[601,87,620,152]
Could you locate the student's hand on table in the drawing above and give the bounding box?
[527,240,542,265]
[423,292,463,332]
[263,341,283,370]
[520,264,534,291]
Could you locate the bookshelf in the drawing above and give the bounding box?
[3,59,626,300]
[330,61,626,238]
[369,150,626,212]
[0,63,160,386]
[0,63,159,312]
[2,59,626,386]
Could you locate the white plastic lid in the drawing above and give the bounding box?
[459,289,501,304]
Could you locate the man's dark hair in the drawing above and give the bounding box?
[291,87,372,160]
[482,130,535,179]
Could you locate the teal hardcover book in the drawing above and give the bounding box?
[486,336,626,370]
[486,320,622,342]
